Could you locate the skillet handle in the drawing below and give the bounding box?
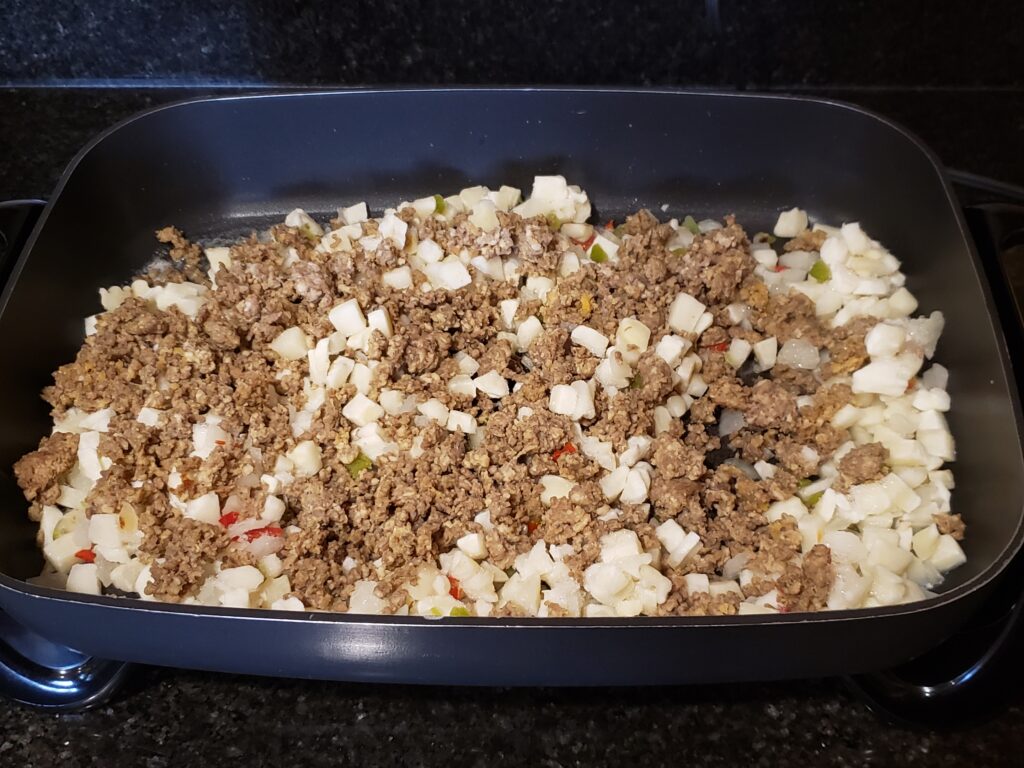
[0,606,131,711]
[0,199,46,291]
[844,589,1024,728]
[846,184,1024,727]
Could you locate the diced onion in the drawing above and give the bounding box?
[776,338,820,370]
[718,409,746,437]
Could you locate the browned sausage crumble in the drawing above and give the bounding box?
[14,181,961,617]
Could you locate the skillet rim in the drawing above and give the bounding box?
[1,86,1021,630]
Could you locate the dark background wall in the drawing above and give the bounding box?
[2,0,1022,89]
[1,0,1023,198]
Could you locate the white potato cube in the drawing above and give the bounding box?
[353,423,397,461]
[616,318,651,356]
[349,580,387,614]
[184,492,221,525]
[852,353,923,397]
[136,407,161,427]
[571,325,610,357]
[287,440,323,476]
[683,573,710,594]
[474,371,510,399]
[417,239,444,264]
[219,565,265,592]
[655,519,688,553]
[687,374,709,398]
[409,196,439,219]
[43,535,81,572]
[579,435,616,471]
[867,541,914,574]
[752,336,778,368]
[912,524,941,560]
[285,209,323,237]
[918,429,955,462]
[583,562,631,605]
[929,534,967,572]
[654,334,690,367]
[446,410,477,434]
[329,299,367,335]
[367,308,393,338]
[340,202,368,225]
[470,200,500,232]
[378,212,408,247]
[457,532,488,560]
[595,353,632,389]
[618,436,652,468]
[456,185,487,208]
[619,466,651,504]
[667,532,700,568]
[774,207,809,238]
[500,573,541,615]
[469,255,504,281]
[455,351,480,375]
[109,560,145,593]
[570,380,596,421]
[540,475,574,506]
[559,252,581,277]
[382,266,413,290]
[447,374,477,398]
[516,316,544,350]
[666,395,690,418]
[599,466,630,501]
[653,406,672,435]
[377,389,405,415]
[88,513,122,548]
[865,323,906,358]
[889,287,919,316]
[426,259,473,291]
[499,299,520,329]
[709,580,743,598]
[667,292,706,334]
[913,388,951,412]
[342,393,384,427]
[549,384,578,416]
[325,356,355,389]
[725,338,752,368]
[418,398,449,425]
[269,326,311,361]
[766,496,806,522]
[489,185,521,211]
[262,496,286,523]
[66,563,101,595]
[840,222,872,254]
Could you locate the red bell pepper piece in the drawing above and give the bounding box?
[552,442,577,462]
[448,576,463,600]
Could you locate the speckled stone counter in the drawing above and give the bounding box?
[1,86,1023,768]
[3,669,1024,767]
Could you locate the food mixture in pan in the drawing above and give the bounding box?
[14,177,964,617]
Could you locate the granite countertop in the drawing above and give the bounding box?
[1,86,1023,768]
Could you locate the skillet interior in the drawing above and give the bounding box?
[0,88,1020,609]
